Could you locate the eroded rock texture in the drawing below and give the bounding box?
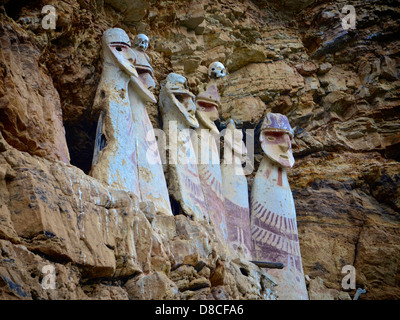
[0,0,399,299]
[0,132,276,299]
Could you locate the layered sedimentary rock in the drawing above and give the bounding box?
[0,0,399,300]
[0,132,277,299]
[0,20,70,163]
[291,151,400,300]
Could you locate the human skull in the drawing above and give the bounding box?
[208,61,226,79]
[133,34,149,52]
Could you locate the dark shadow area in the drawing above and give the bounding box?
[64,119,97,175]
[4,0,42,20]
[384,143,400,162]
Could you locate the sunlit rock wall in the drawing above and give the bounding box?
[0,0,399,299]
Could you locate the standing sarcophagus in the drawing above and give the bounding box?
[221,120,253,260]
[250,113,308,300]
[159,73,208,222]
[195,62,229,247]
[90,29,172,216]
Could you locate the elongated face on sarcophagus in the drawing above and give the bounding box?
[260,113,295,168]
[162,73,199,128]
[103,28,138,78]
[196,84,220,122]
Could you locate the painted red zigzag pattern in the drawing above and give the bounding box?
[251,199,299,241]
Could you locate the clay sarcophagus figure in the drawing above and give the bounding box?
[90,29,172,216]
[159,73,208,221]
[131,34,156,90]
[221,120,253,260]
[250,113,308,299]
[195,61,229,246]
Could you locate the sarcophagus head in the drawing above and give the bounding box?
[260,113,295,168]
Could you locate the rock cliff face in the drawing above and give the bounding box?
[0,0,399,299]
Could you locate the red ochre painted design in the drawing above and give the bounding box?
[202,179,228,241]
[250,199,299,239]
[277,167,283,186]
[251,198,304,276]
[184,175,204,199]
[251,225,301,257]
[198,165,228,242]
[139,118,162,165]
[126,110,139,186]
[198,166,224,201]
[225,198,252,257]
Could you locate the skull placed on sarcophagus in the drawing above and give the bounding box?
[208,61,226,79]
[133,34,149,52]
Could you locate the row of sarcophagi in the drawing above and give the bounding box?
[89,28,308,299]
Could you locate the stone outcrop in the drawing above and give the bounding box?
[0,20,70,163]
[0,132,276,299]
[291,151,400,300]
[0,0,399,300]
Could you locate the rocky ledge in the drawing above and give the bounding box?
[0,133,276,300]
[0,0,399,300]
